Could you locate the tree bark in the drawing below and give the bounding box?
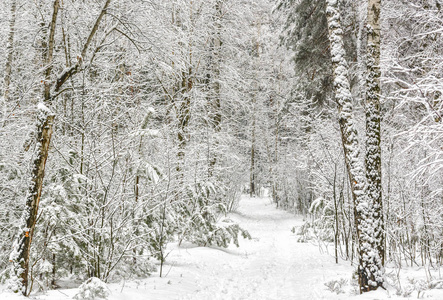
[325,0,383,293]
[10,107,55,294]
[365,0,384,267]
[176,69,192,185]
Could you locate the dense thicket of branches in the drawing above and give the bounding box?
[0,0,273,294]
[275,0,443,292]
[0,0,442,295]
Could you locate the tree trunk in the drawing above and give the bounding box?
[10,106,55,294]
[325,0,383,293]
[10,0,112,294]
[250,19,261,198]
[2,0,17,127]
[10,0,60,293]
[365,0,384,267]
[250,116,256,197]
[3,0,17,103]
[176,69,192,185]
[207,0,223,178]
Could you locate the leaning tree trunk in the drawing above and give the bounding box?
[325,0,383,293]
[9,1,60,294]
[10,0,112,294]
[9,105,55,294]
[365,0,384,267]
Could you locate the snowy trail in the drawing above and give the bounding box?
[48,196,358,299]
[3,195,408,300]
[175,196,352,300]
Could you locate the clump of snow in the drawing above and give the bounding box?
[37,102,51,114]
[73,277,109,300]
[37,102,55,122]
[146,163,160,184]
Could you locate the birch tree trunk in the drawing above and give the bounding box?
[325,0,383,292]
[365,0,384,266]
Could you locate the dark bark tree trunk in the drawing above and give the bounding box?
[176,69,192,185]
[250,19,261,198]
[365,0,384,267]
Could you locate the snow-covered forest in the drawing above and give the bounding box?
[0,0,442,299]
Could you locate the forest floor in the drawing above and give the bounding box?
[2,195,443,299]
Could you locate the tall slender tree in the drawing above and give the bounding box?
[9,1,60,293]
[2,0,16,103]
[206,0,223,178]
[9,0,113,294]
[324,0,383,292]
[365,0,384,266]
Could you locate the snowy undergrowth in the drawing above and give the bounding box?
[2,196,443,299]
[73,277,109,300]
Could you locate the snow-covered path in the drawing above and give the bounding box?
[175,197,350,299]
[5,195,426,300]
[173,196,352,300]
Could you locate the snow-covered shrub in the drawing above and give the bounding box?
[406,278,428,298]
[324,278,347,294]
[143,203,177,263]
[429,280,443,289]
[28,176,87,288]
[296,222,311,243]
[390,277,428,298]
[309,197,335,243]
[5,268,23,294]
[113,257,157,280]
[0,268,10,284]
[208,219,251,248]
[177,182,251,248]
[73,277,109,300]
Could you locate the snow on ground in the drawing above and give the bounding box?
[2,195,443,299]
